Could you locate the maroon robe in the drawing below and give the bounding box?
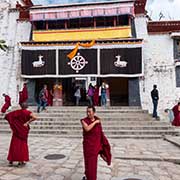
[1,95,11,113]
[93,88,99,106]
[5,109,32,162]
[47,90,53,106]
[22,84,28,102]
[81,116,111,180]
[172,105,180,126]
[19,91,24,105]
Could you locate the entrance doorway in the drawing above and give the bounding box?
[30,77,132,106]
[35,78,55,103]
[62,78,87,106]
[102,77,128,106]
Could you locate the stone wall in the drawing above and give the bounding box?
[135,14,177,119]
[0,1,31,106]
[0,1,179,118]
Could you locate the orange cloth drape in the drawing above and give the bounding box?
[67,40,95,60]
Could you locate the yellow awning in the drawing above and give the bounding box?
[33,26,132,42]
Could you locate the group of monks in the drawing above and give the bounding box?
[2,82,180,179]
[0,83,38,167]
[1,83,111,180]
[1,83,28,114]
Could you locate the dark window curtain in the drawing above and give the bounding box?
[21,50,56,75]
[59,49,97,75]
[100,48,142,75]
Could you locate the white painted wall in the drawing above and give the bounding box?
[135,14,177,120]
[0,1,31,106]
[0,1,178,119]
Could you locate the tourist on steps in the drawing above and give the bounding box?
[151,84,159,119]
[81,106,111,180]
[37,84,48,113]
[101,82,108,107]
[74,86,81,106]
[87,83,94,106]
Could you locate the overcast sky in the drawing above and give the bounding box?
[32,0,180,20]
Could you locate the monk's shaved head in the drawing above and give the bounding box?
[20,102,28,109]
[87,105,96,113]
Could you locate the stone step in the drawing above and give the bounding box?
[24,109,148,114]
[0,128,178,135]
[32,110,148,113]
[11,106,145,112]
[8,111,149,115]
[0,124,174,130]
[0,112,152,116]
[0,120,170,125]
[0,114,152,120]
[0,132,163,139]
[27,106,142,110]
[0,118,153,124]
[0,114,152,118]
[2,106,177,138]
[29,134,164,139]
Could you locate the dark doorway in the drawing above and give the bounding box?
[35,78,55,103]
[102,77,129,106]
[62,78,87,106]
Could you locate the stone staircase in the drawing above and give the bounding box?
[0,106,179,138]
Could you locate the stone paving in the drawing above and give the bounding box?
[0,134,180,180]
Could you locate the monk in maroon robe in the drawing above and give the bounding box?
[5,102,37,166]
[1,94,11,113]
[22,83,28,103]
[19,91,24,105]
[81,106,111,180]
[47,90,53,106]
[93,85,99,106]
[172,102,180,126]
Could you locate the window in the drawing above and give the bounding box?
[32,14,131,31]
[104,16,114,27]
[117,15,129,26]
[174,39,180,59]
[95,17,105,27]
[80,18,93,28]
[68,18,80,29]
[48,20,66,30]
[176,66,180,87]
[34,21,46,30]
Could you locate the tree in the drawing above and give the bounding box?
[0,40,8,51]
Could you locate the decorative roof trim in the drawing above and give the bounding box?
[148,21,180,34]
[20,38,143,47]
[134,0,147,15]
[31,0,135,10]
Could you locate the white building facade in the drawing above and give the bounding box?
[0,0,179,117]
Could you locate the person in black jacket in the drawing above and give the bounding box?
[151,85,159,119]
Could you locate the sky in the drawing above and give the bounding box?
[32,0,180,21]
